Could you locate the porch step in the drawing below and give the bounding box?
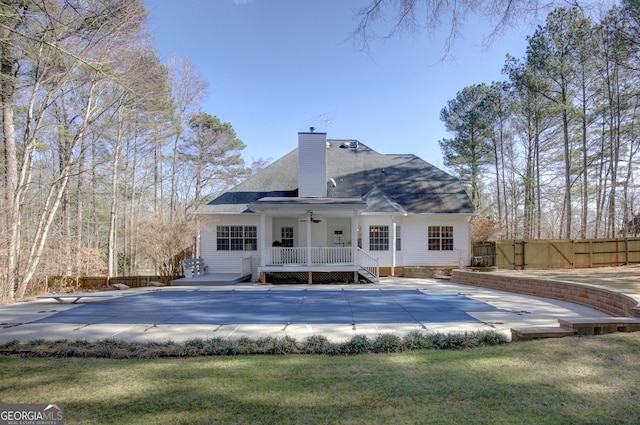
[511,316,640,341]
[510,327,573,342]
[358,269,379,283]
[170,273,252,286]
[558,317,640,335]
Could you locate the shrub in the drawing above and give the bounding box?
[342,334,370,354]
[200,337,226,355]
[0,329,509,358]
[236,336,258,355]
[219,340,240,356]
[183,338,207,356]
[402,330,435,351]
[476,329,508,346]
[303,335,333,354]
[371,333,402,353]
[253,336,299,355]
[96,338,125,358]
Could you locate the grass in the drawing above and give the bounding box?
[2,333,640,424]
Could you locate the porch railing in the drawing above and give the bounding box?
[267,247,353,265]
[268,247,307,265]
[311,247,352,264]
[358,248,380,280]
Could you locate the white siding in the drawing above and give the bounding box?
[199,215,261,280]
[298,132,327,197]
[359,216,395,267]
[401,215,471,267]
[199,213,472,277]
[359,214,471,268]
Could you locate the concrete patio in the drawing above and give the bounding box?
[0,277,610,343]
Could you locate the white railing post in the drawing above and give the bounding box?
[352,212,359,266]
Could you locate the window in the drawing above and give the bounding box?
[369,225,389,251]
[428,226,454,251]
[333,230,343,245]
[395,225,401,251]
[217,225,257,251]
[281,227,294,247]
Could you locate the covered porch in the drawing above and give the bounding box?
[248,197,379,283]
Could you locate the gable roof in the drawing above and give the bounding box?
[200,140,475,215]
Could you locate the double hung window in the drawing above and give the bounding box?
[217,225,257,251]
[428,226,454,251]
[369,225,389,251]
[281,227,294,247]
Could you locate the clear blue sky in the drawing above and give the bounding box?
[145,0,537,169]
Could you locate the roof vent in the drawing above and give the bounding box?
[340,141,351,149]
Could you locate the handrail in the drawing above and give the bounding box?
[358,248,379,280]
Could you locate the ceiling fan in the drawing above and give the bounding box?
[299,212,322,223]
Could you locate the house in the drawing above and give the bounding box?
[194,130,476,284]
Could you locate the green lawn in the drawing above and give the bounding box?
[2,333,640,424]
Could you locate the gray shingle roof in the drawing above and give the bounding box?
[202,140,475,215]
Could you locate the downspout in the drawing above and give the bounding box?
[391,220,397,276]
[306,210,312,266]
[260,212,266,267]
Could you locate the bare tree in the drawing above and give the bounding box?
[105,51,174,278]
[0,0,148,301]
[166,56,209,217]
[138,210,196,282]
[352,0,568,54]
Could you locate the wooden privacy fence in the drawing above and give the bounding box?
[473,238,640,270]
[43,275,164,290]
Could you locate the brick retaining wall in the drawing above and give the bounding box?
[404,266,454,279]
[451,269,640,318]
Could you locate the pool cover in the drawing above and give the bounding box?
[34,289,499,326]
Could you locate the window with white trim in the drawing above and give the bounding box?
[428,226,453,251]
[281,226,294,247]
[217,225,257,251]
[369,225,389,251]
[395,225,401,251]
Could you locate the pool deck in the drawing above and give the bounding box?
[0,277,611,343]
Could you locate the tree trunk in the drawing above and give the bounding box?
[561,81,572,239]
[1,49,19,302]
[108,119,124,278]
[580,71,588,239]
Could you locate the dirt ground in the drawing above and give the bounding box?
[492,264,640,295]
